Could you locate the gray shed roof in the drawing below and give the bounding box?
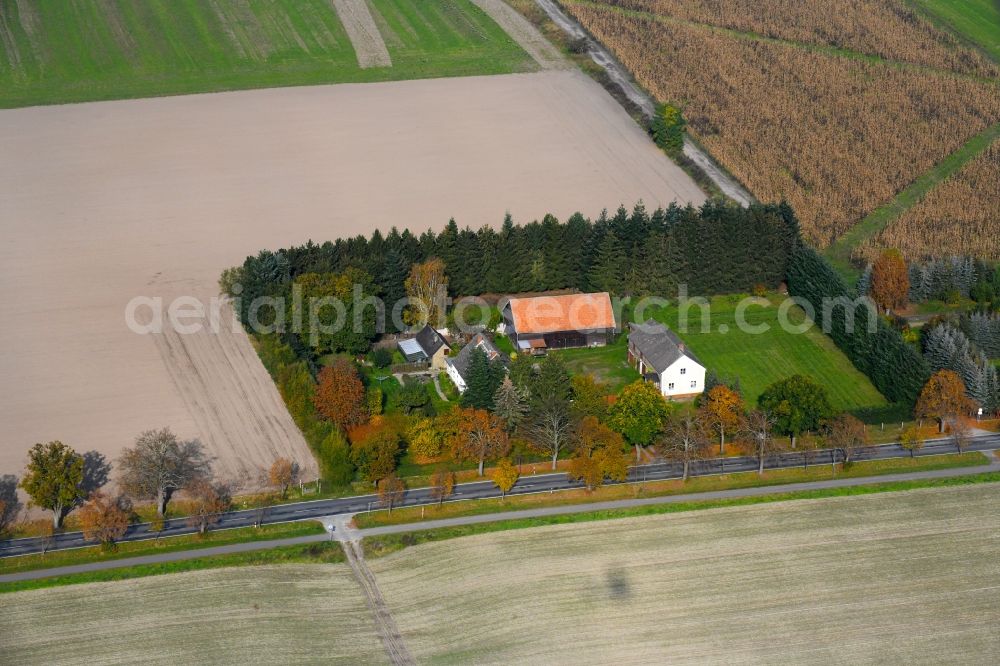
[415,325,448,357]
[628,320,702,374]
[448,333,508,381]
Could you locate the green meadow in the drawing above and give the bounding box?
[642,294,889,412]
[0,0,534,108]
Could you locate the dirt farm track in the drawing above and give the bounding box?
[0,70,704,480]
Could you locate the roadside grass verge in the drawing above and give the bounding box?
[361,470,1000,558]
[0,541,343,595]
[355,451,990,528]
[0,521,324,576]
[825,121,1000,281]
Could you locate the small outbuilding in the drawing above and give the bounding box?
[398,325,451,369]
[627,320,706,399]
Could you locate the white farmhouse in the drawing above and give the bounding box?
[627,320,706,399]
[445,333,507,393]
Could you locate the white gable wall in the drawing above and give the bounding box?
[446,360,467,393]
[658,356,705,398]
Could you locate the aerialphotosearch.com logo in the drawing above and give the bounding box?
[124,283,880,342]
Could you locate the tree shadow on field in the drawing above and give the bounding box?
[81,451,112,496]
[605,567,632,600]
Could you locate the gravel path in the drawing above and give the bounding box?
[342,538,415,666]
[531,0,754,205]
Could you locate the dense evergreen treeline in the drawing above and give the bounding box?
[922,323,1000,412]
[858,255,1000,305]
[961,312,1000,359]
[786,246,930,405]
[234,201,801,333]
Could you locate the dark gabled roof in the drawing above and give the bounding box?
[448,333,508,380]
[415,325,448,357]
[628,320,702,374]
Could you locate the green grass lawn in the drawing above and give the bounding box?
[911,0,1000,63]
[639,294,888,411]
[0,0,534,108]
[552,338,641,392]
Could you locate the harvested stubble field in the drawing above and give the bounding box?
[0,564,387,665]
[564,1,1000,248]
[368,482,1000,663]
[859,138,1000,261]
[0,70,703,479]
[3,483,999,663]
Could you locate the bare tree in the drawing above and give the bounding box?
[950,416,974,453]
[118,428,211,516]
[268,458,300,499]
[185,478,230,535]
[525,398,576,470]
[659,412,711,481]
[742,410,781,475]
[378,474,406,513]
[429,467,455,506]
[823,413,869,466]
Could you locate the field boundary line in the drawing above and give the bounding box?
[825,121,1000,278]
[332,0,392,68]
[472,0,569,70]
[342,538,415,665]
[567,0,1000,85]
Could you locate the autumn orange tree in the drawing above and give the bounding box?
[914,370,977,433]
[700,384,743,454]
[377,473,405,513]
[404,257,448,327]
[491,458,520,499]
[452,408,509,476]
[185,478,230,536]
[429,467,456,506]
[268,458,299,499]
[313,358,368,430]
[567,416,630,491]
[78,491,129,550]
[870,249,909,313]
[351,426,401,487]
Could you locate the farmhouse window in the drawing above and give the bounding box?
[680,368,686,375]
[690,380,697,388]
[668,382,675,390]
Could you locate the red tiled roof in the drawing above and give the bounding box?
[508,292,615,335]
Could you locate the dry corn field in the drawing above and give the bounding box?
[565,1,1000,246]
[606,0,999,77]
[3,484,1000,663]
[861,139,1000,261]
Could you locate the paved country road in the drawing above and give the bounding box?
[3,458,999,584]
[1,434,997,561]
